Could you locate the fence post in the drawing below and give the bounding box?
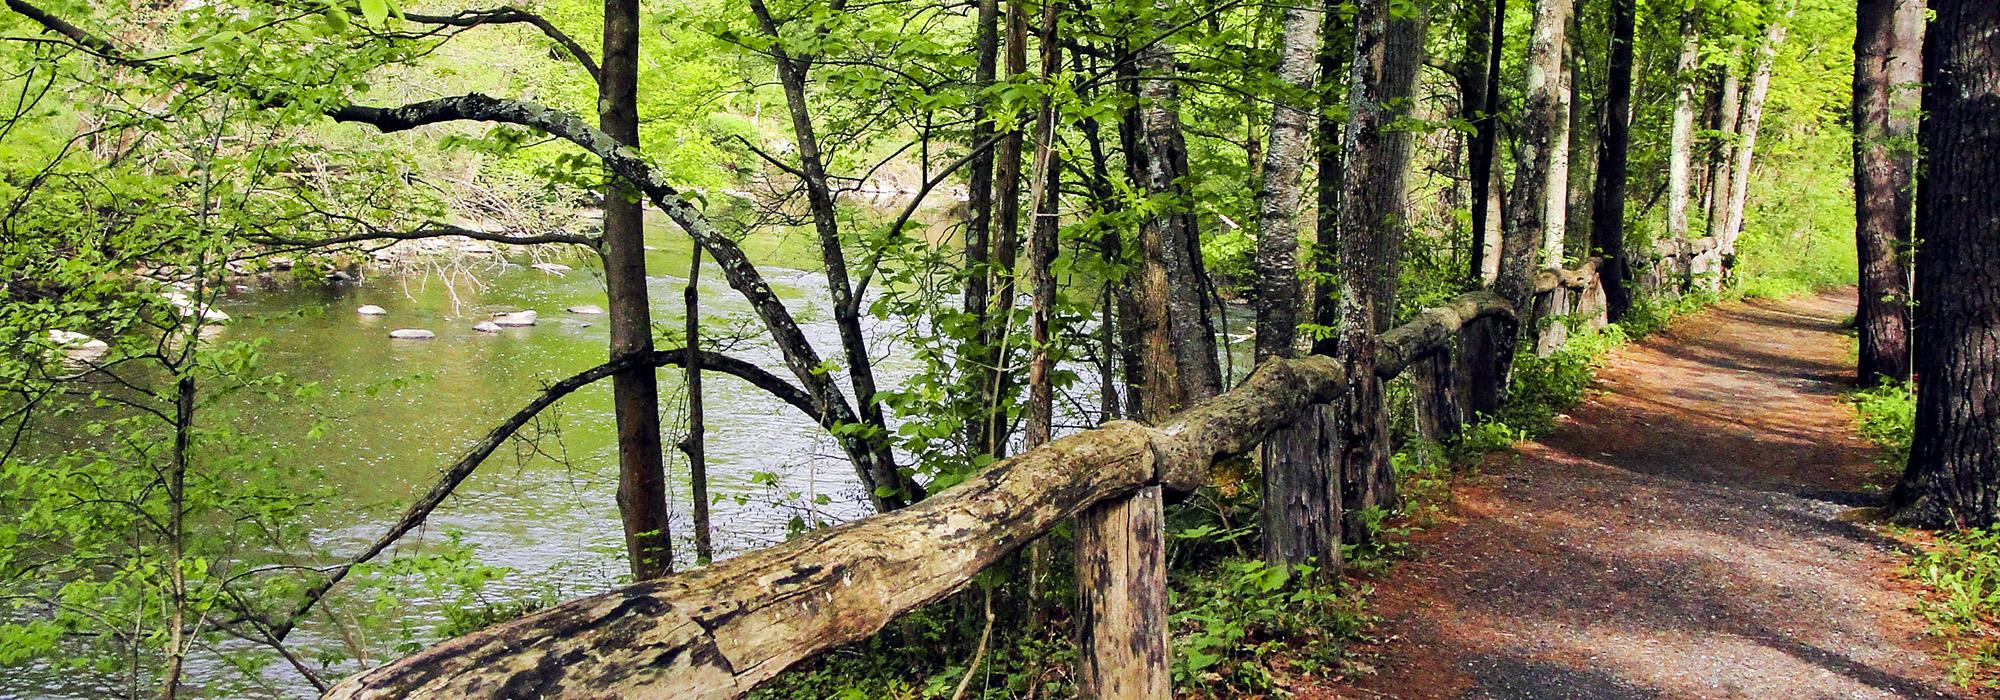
[1412,347,1463,442]
[1076,485,1171,699]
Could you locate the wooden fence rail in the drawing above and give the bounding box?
[324,267,1597,699]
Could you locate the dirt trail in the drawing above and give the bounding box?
[1325,291,1963,699]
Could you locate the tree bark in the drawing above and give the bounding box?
[1704,47,1742,242]
[1023,0,1063,449]
[682,246,712,566]
[1075,486,1171,699]
[601,0,673,579]
[749,0,920,510]
[1664,3,1702,292]
[1890,0,2000,528]
[962,0,1001,455]
[1256,0,1336,578]
[1498,0,1571,315]
[1332,0,1421,543]
[1463,0,1504,283]
[1133,6,1223,418]
[1852,0,1923,386]
[1719,6,1792,268]
[976,0,1031,456]
[1587,0,1636,322]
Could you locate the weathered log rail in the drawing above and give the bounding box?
[325,265,1605,700]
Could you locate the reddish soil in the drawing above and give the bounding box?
[1314,291,1965,699]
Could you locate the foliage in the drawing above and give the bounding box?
[1847,380,1915,482]
[1905,527,2000,690]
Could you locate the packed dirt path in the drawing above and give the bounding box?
[1327,291,1964,699]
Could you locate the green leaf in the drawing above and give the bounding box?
[357,0,387,28]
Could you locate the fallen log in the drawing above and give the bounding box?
[323,356,1345,699]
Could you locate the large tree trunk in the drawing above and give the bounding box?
[1133,8,1223,418]
[1719,7,1792,269]
[1664,3,1702,291]
[602,0,673,579]
[1464,0,1505,284]
[1852,0,1922,386]
[1890,0,2000,528]
[1256,0,1333,577]
[1254,0,1321,363]
[1333,0,1421,544]
[1587,0,1635,321]
[1497,0,1571,311]
[1311,3,1349,358]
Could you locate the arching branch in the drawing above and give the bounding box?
[269,348,817,640]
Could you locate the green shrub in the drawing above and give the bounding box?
[1848,381,1916,481]
[1906,526,2000,689]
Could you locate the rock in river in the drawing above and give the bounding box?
[357,305,388,316]
[565,305,604,315]
[490,310,538,327]
[531,262,572,276]
[389,329,436,340]
[472,321,502,333]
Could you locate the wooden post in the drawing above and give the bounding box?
[1412,348,1463,442]
[1076,486,1172,699]
[1455,313,1510,419]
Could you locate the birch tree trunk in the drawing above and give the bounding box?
[1891,0,2000,528]
[1851,0,1923,386]
[1497,0,1571,310]
[1133,6,1223,418]
[1664,4,1702,291]
[1704,47,1742,242]
[1256,0,1336,577]
[1719,6,1792,269]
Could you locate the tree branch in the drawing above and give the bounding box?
[270,347,817,640]
[399,7,602,83]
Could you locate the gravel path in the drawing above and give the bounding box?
[1318,291,1964,699]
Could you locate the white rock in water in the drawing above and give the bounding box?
[389,329,435,340]
[48,330,110,361]
[531,262,572,275]
[565,305,604,315]
[490,310,538,327]
[357,305,388,316]
[162,290,231,324]
[473,321,502,333]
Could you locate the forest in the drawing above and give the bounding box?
[0,0,1994,695]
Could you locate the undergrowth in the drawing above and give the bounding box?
[1905,528,2000,690]
[754,294,1709,699]
[1849,381,2000,690]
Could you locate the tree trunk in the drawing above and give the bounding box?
[1133,7,1223,418]
[1852,0,1923,386]
[1333,0,1421,543]
[1544,22,1574,271]
[682,246,712,566]
[1254,0,1322,362]
[1497,0,1571,312]
[1890,0,2000,529]
[1310,1,1349,358]
[602,0,673,579]
[750,0,919,510]
[1023,0,1062,449]
[977,0,1031,455]
[1664,4,1702,292]
[1256,0,1338,580]
[1720,7,1792,269]
[1463,0,1504,283]
[1704,47,1742,241]
[1587,0,1636,321]
[962,0,1001,455]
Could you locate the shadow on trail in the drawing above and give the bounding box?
[1336,290,1959,700]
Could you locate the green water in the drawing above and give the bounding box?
[212,218,901,587]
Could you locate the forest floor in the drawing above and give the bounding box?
[1314,290,1964,699]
